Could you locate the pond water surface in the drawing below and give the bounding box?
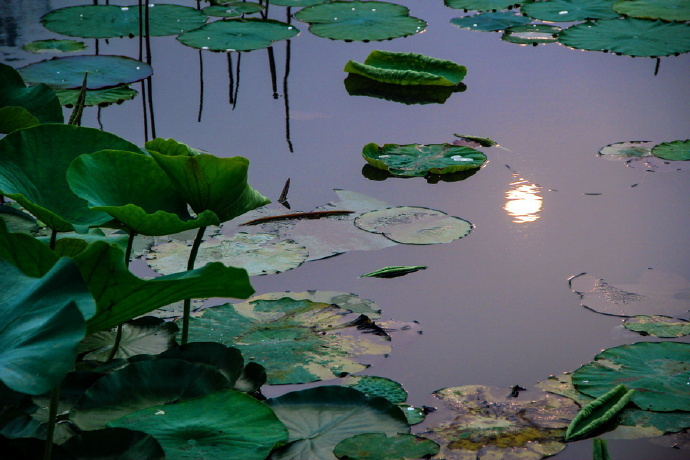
[3,1,690,458]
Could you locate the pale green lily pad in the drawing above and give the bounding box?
[344,50,466,86]
[598,141,654,159]
[204,3,265,17]
[334,433,440,459]
[22,39,87,53]
[502,24,561,45]
[41,4,208,38]
[363,143,486,177]
[558,18,690,57]
[422,385,579,459]
[146,233,308,276]
[355,207,472,245]
[572,342,690,411]
[360,265,427,278]
[18,55,153,90]
[522,0,619,22]
[242,291,382,319]
[55,85,138,108]
[186,297,392,384]
[451,11,531,32]
[294,1,427,42]
[267,386,409,460]
[108,389,288,460]
[651,140,690,161]
[445,0,518,11]
[613,0,690,22]
[178,18,299,52]
[342,375,408,404]
[624,315,690,338]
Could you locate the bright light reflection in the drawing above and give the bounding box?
[504,177,543,223]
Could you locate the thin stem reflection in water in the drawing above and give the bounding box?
[505,176,543,224]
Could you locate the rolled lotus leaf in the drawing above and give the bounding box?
[344,50,466,86]
[360,265,427,278]
[565,384,635,441]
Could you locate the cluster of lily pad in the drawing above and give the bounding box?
[598,139,690,174]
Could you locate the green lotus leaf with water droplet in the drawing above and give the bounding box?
[178,18,299,52]
[451,11,531,32]
[522,0,620,22]
[362,143,486,177]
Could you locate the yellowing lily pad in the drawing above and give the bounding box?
[598,141,654,160]
[623,315,690,338]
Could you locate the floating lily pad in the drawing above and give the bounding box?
[558,18,690,57]
[535,372,595,407]
[18,55,153,90]
[344,73,466,105]
[451,11,531,31]
[360,265,427,278]
[22,39,87,54]
[241,291,382,319]
[598,140,654,159]
[294,1,427,42]
[186,297,392,384]
[109,389,288,460]
[613,0,690,22]
[178,18,299,52]
[334,433,440,459]
[422,385,580,459]
[502,24,561,45]
[454,133,499,147]
[344,50,466,86]
[204,3,265,17]
[651,139,690,161]
[41,4,208,38]
[355,207,472,244]
[572,342,690,412]
[55,85,138,107]
[363,143,487,177]
[565,384,635,441]
[522,0,619,22]
[445,0,518,11]
[270,0,327,6]
[624,315,690,338]
[342,375,408,404]
[266,386,409,460]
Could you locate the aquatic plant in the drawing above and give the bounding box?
[565,384,635,441]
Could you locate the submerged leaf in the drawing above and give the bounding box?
[502,24,561,45]
[598,140,654,159]
[342,375,408,404]
[55,85,138,108]
[362,142,487,177]
[360,265,427,278]
[62,427,165,460]
[565,384,635,441]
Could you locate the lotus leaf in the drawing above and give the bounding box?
[451,11,531,31]
[238,290,382,319]
[422,385,580,459]
[571,342,690,411]
[360,265,427,278]
[177,18,299,52]
[335,433,440,459]
[565,384,635,441]
[0,205,38,235]
[445,0,518,11]
[454,133,499,147]
[623,315,690,338]
[144,298,205,320]
[18,55,153,90]
[108,389,288,459]
[342,375,408,404]
[535,372,595,407]
[522,0,619,22]
[613,0,690,21]
[362,143,486,177]
[593,438,611,460]
[598,140,654,159]
[502,24,561,45]
[62,427,164,459]
[41,4,208,38]
[344,73,466,105]
[70,359,231,430]
[651,140,690,161]
[67,150,220,235]
[55,85,138,108]
[399,405,427,425]
[355,206,472,244]
[344,50,466,86]
[558,18,690,57]
[270,0,327,6]
[204,3,265,18]
[22,39,87,54]
[186,297,391,384]
[294,1,427,42]
[267,386,409,460]
[0,258,95,395]
[0,124,142,232]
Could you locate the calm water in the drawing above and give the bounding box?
[4,1,690,458]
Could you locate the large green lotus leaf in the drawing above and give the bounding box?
[569,270,690,319]
[572,342,690,411]
[204,3,265,18]
[41,4,208,38]
[334,433,440,460]
[266,386,409,460]
[0,232,58,278]
[445,0,518,11]
[422,385,580,459]
[451,11,531,32]
[55,85,138,108]
[67,150,220,236]
[70,359,231,430]
[598,140,654,159]
[149,151,270,222]
[0,204,38,236]
[558,18,690,57]
[177,18,299,52]
[0,107,40,134]
[652,140,690,161]
[187,297,392,384]
[244,291,382,319]
[62,427,164,459]
[502,24,561,45]
[294,1,427,42]
[362,143,486,177]
[18,55,153,90]
[145,137,203,156]
[522,0,619,22]
[0,258,95,395]
[344,73,466,105]
[108,389,288,459]
[22,39,87,54]
[355,206,472,245]
[146,233,308,276]
[0,63,63,132]
[613,0,690,21]
[344,50,466,86]
[623,315,690,338]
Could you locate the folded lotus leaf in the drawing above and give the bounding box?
[613,0,690,22]
[593,438,611,460]
[522,0,620,22]
[360,265,427,278]
[177,18,299,52]
[565,384,635,441]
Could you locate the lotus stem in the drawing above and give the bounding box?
[43,384,60,460]
[49,229,57,251]
[181,226,207,345]
[106,231,136,362]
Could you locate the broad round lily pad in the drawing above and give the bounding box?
[355,206,472,244]
[598,140,654,159]
[18,55,153,90]
[651,140,690,161]
[502,24,561,45]
[522,0,620,22]
[572,342,690,411]
[362,143,487,177]
[342,375,408,404]
[294,1,427,42]
[623,315,690,338]
[204,3,265,18]
[334,433,440,459]
[22,39,86,53]
[451,11,532,32]
[613,0,690,22]
[558,18,690,57]
[55,85,138,107]
[445,0,518,11]
[177,18,299,52]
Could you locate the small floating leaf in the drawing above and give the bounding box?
[269,0,326,6]
[203,2,265,18]
[445,0,518,11]
[502,24,561,45]
[451,11,531,32]
[613,0,690,22]
[360,265,427,278]
[177,18,299,52]
[565,384,635,441]
[453,133,498,147]
[362,142,487,177]
[342,375,408,404]
[598,141,654,159]
[55,85,138,108]
[623,315,690,338]
[522,0,620,22]
[334,433,440,460]
[651,140,690,161]
[22,39,87,53]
